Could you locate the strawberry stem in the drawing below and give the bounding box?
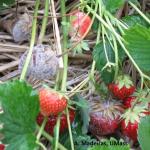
[61,0,68,91]
[54,114,61,150]
[36,117,48,141]
[20,0,40,81]
[37,0,49,44]
[37,125,67,150]
[60,0,75,149]
[129,1,150,24]
[66,107,75,150]
[36,141,47,150]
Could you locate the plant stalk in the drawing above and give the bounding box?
[37,125,67,150]
[61,0,68,91]
[54,114,61,150]
[20,0,40,81]
[66,107,74,150]
[129,1,150,24]
[37,0,49,44]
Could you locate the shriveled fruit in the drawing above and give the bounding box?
[0,13,32,42]
[89,100,124,136]
[69,10,92,40]
[39,88,67,116]
[108,75,135,100]
[19,44,59,79]
[37,109,75,135]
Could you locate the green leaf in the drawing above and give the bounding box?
[122,15,149,27]
[74,135,98,150]
[0,0,15,10]
[101,67,115,84]
[0,80,39,150]
[93,41,115,71]
[88,138,130,150]
[103,0,124,13]
[93,41,125,72]
[138,116,150,150]
[123,25,150,72]
[73,95,90,134]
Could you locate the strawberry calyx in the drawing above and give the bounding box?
[115,75,134,89]
[121,104,148,126]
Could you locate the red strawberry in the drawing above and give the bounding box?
[121,104,150,142]
[108,75,135,100]
[123,97,136,109]
[39,88,67,116]
[37,109,75,135]
[0,144,5,150]
[69,10,92,40]
[121,120,138,142]
[89,100,124,136]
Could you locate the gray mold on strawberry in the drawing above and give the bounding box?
[89,100,124,136]
[0,13,32,42]
[19,44,59,79]
[12,13,32,42]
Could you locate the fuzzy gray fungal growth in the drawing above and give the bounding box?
[19,44,59,79]
[12,13,32,42]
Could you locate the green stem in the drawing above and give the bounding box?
[89,0,100,78]
[112,36,119,80]
[36,141,47,150]
[61,0,68,91]
[54,114,61,150]
[66,107,74,150]
[37,0,49,44]
[37,125,68,150]
[20,0,40,81]
[104,16,119,79]
[129,1,150,24]
[36,117,47,141]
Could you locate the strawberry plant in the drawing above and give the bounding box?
[0,0,150,150]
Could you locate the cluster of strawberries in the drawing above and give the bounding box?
[36,88,75,135]
[109,75,150,142]
[89,75,150,143]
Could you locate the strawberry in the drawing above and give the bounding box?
[121,104,150,142]
[0,144,5,150]
[69,10,92,40]
[108,75,135,100]
[39,88,67,116]
[37,109,75,135]
[121,120,138,142]
[89,100,124,136]
[123,97,136,109]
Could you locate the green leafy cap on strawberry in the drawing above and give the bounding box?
[122,104,148,126]
[115,75,134,89]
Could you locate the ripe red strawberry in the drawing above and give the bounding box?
[89,100,124,136]
[69,10,92,40]
[121,104,150,142]
[123,97,136,109]
[121,120,138,142]
[108,75,135,100]
[39,88,67,116]
[37,109,75,135]
[0,144,5,150]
